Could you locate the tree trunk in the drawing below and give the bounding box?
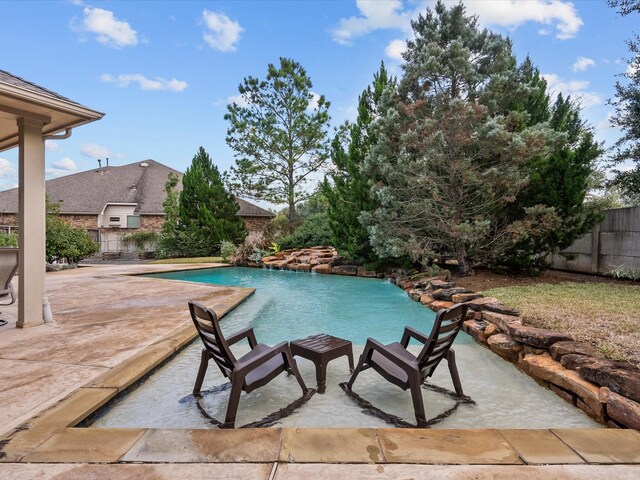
[457,255,474,276]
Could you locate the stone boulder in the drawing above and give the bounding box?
[332,265,358,276]
[429,279,454,290]
[261,255,279,263]
[481,303,520,316]
[357,266,378,278]
[312,264,331,274]
[601,388,640,430]
[482,311,522,333]
[484,323,500,338]
[432,287,473,302]
[452,292,483,303]
[430,300,454,312]
[549,341,604,362]
[465,297,500,311]
[463,319,489,343]
[560,354,595,371]
[408,289,424,302]
[577,360,640,403]
[507,324,573,349]
[419,293,435,307]
[291,263,312,272]
[487,334,522,363]
[520,354,605,419]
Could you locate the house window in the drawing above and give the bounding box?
[127,215,141,228]
[109,216,120,223]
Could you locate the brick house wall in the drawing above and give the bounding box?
[243,216,272,235]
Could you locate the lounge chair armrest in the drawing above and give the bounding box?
[233,341,290,376]
[401,326,429,347]
[364,338,418,373]
[226,327,258,348]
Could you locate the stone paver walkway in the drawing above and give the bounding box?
[0,264,638,479]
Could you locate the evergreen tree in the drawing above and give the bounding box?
[156,172,181,258]
[225,58,331,226]
[323,63,394,264]
[607,0,640,201]
[501,63,604,270]
[361,1,556,276]
[179,147,246,255]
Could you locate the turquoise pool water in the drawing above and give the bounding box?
[146,267,450,345]
[93,267,599,429]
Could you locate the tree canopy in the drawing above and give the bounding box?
[323,63,395,264]
[361,1,558,275]
[169,147,246,257]
[225,57,331,226]
[607,0,640,202]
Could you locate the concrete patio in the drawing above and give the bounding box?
[0,263,639,479]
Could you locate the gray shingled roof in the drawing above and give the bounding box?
[0,159,275,217]
[0,70,79,105]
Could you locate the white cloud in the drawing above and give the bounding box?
[385,39,407,62]
[627,62,639,76]
[308,92,321,110]
[463,1,583,40]
[332,0,583,45]
[101,73,187,92]
[80,143,110,159]
[227,94,250,107]
[45,140,61,152]
[202,10,243,52]
[331,0,411,45]
[79,7,138,48]
[543,73,602,109]
[46,157,78,178]
[596,111,615,132]
[0,158,15,178]
[573,56,596,72]
[53,157,77,171]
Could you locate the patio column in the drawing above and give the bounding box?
[16,117,48,328]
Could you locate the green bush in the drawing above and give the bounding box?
[279,212,332,249]
[0,232,18,247]
[46,218,99,263]
[220,240,237,262]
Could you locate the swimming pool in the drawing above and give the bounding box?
[93,267,599,429]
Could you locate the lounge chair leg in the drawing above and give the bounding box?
[346,351,368,389]
[224,379,244,428]
[447,349,464,396]
[193,348,210,396]
[283,350,308,393]
[409,378,427,427]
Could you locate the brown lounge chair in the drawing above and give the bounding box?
[188,301,310,428]
[0,247,18,326]
[344,303,468,427]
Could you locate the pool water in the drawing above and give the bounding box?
[92,267,599,429]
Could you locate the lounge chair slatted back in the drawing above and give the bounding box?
[416,304,466,377]
[189,302,236,378]
[345,303,468,427]
[188,301,309,427]
[0,248,18,306]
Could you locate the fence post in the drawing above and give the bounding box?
[590,224,600,274]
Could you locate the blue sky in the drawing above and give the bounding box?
[0,0,637,207]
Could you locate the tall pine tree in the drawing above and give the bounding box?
[501,61,603,270]
[179,147,246,254]
[323,63,395,264]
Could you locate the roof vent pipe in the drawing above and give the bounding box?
[97,159,102,170]
[106,157,109,168]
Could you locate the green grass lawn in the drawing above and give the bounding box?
[150,256,225,264]
[484,282,640,366]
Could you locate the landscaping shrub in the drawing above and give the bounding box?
[0,232,18,247]
[278,212,332,249]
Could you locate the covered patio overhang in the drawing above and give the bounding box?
[0,71,104,328]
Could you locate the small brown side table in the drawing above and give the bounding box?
[290,333,354,393]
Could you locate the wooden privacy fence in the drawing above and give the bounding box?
[551,205,640,274]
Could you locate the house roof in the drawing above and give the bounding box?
[0,159,275,218]
[0,70,104,152]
